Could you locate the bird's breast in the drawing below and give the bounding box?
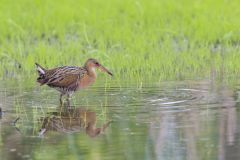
[78,74,96,89]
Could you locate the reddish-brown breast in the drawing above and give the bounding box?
[78,73,96,89]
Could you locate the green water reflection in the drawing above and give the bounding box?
[0,79,240,160]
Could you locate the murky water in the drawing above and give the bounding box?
[1,79,240,160]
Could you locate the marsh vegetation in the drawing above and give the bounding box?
[1,0,240,160]
[0,0,240,80]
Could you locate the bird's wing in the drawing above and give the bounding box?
[45,66,87,87]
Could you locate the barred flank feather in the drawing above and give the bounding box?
[35,63,87,91]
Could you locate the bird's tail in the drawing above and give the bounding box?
[35,63,46,75]
[35,63,47,85]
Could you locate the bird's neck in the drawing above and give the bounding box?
[86,66,97,78]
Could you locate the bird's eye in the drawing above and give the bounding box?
[95,62,100,66]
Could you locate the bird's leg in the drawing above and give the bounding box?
[66,93,71,107]
[60,93,64,106]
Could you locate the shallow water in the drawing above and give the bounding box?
[1,79,240,160]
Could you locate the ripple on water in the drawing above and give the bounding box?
[104,81,228,117]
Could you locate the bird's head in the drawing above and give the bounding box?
[84,58,113,76]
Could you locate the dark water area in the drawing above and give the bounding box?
[1,78,240,160]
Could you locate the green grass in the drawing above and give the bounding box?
[0,0,240,80]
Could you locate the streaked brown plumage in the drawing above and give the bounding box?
[35,58,113,105]
[39,107,111,137]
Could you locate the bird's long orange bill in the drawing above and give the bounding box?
[99,66,113,76]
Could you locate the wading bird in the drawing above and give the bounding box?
[35,58,113,105]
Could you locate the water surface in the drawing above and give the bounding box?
[0,79,240,160]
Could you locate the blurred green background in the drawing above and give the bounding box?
[0,0,240,80]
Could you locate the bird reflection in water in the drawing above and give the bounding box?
[39,107,111,137]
